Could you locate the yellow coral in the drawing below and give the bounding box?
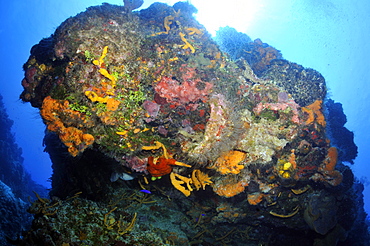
[84,91,109,103]
[291,185,311,195]
[84,91,120,111]
[151,9,181,36]
[213,150,246,175]
[106,98,120,111]
[169,170,212,196]
[191,169,213,190]
[163,15,174,33]
[142,141,170,159]
[99,68,117,83]
[92,46,117,95]
[186,27,202,35]
[93,46,108,66]
[277,160,295,179]
[116,130,128,136]
[192,170,201,190]
[170,173,193,197]
[179,32,195,53]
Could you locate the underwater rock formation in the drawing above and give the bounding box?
[304,190,338,235]
[18,2,368,245]
[214,26,252,61]
[0,93,48,245]
[325,99,358,163]
[0,180,32,246]
[262,59,327,107]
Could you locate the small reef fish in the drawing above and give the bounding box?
[110,172,135,182]
[139,189,151,194]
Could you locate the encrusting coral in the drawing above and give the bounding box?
[310,146,343,186]
[253,97,301,124]
[40,96,94,156]
[185,93,241,163]
[154,65,213,109]
[323,147,338,172]
[302,99,326,127]
[59,127,95,157]
[247,192,265,205]
[213,179,247,198]
[212,150,246,175]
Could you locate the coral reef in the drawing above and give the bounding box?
[18,2,369,245]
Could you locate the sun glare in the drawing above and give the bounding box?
[191,0,263,36]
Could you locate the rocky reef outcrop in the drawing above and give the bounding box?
[17,2,369,245]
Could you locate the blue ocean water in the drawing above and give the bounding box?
[1,0,369,217]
